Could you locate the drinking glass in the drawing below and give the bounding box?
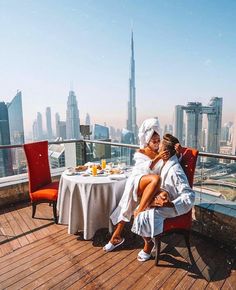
[92,165,97,176]
[101,159,106,170]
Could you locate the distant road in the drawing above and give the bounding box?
[195,179,236,188]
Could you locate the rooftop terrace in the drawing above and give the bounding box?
[0,202,236,289]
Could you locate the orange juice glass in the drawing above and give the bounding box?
[92,165,97,176]
[101,159,106,170]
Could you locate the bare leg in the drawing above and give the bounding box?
[134,174,160,217]
[110,221,126,244]
[143,237,154,254]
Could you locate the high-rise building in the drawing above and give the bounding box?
[90,124,111,161]
[55,112,67,140]
[58,121,67,140]
[127,31,138,143]
[7,91,25,174]
[48,143,65,168]
[185,102,203,150]
[37,112,43,140]
[164,124,173,135]
[85,113,91,126]
[121,128,135,165]
[174,97,223,153]
[32,120,38,141]
[93,124,109,140]
[46,107,53,140]
[174,105,184,144]
[7,91,25,145]
[66,90,80,140]
[55,112,60,138]
[0,102,13,177]
[206,97,223,154]
[232,117,236,155]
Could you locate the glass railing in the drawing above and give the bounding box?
[0,140,236,204]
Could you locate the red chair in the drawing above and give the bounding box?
[154,147,199,265]
[23,141,59,223]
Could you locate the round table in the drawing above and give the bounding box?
[57,172,128,240]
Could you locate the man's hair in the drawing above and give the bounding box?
[162,133,179,156]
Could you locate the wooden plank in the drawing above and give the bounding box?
[69,248,140,289]
[15,203,51,240]
[83,244,145,289]
[15,204,48,240]
[0,236,80,289]
[0,209,21,251]
[0,237,13,257]
[127,235,184,290]
[218,260,236,290]
[0,229,67,274]
[155,233,205,290]
[10,205,37,244]
[174,236,222,290]
[22,242,98,289]
[48,245,116,289]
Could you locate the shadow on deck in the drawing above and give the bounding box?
[0,202,235,289]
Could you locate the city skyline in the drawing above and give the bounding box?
[0,1,236,135]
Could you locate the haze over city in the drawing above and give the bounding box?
[0,0,235,135]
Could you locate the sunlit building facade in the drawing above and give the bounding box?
[66,90,81,140]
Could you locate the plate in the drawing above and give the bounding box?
[65,170,76,176]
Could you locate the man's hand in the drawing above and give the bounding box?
[151,191,174,208]
[175,143,182,157]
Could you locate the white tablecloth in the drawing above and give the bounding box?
[57,172,127,240]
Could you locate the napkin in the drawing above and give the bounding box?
[108,174,127,180]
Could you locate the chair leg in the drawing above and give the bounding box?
[32,203,36,218]
[154,236,161,266]
[53,202,58,224]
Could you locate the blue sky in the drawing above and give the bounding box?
[0,0,235,134]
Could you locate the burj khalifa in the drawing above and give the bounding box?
[126,31,138,143]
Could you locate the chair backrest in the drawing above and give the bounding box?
[23,141,52,193]
[163,147,199,232]
[179,147,199,188]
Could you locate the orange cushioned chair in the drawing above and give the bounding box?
[23,141,59,223]
[154,147,199,266]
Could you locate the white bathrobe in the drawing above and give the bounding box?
[110,151,163,225]
[131,154,195,238]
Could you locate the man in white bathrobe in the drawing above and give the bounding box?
[132,134,195,262]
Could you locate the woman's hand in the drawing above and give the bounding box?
[157,150,170,161]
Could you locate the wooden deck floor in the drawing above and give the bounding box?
[0,202,235,289]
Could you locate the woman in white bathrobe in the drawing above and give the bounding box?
[103,118,170,252]
[132,134,195,262]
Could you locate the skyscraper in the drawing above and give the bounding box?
[37,112,43,140]
[121,128,135,165]
[55,112,60,138]
[174,105,184,144]
[206,97,223,154]
[85,113,91,126]
[7,91,25,145]
[46,107,53,140]
[174,97,223,153]
[66,90,81,140]
[0,102,13,177]
[127,31,138,143]
[232,117,236,155]
[7,91,25,174]
[185,102,203,150]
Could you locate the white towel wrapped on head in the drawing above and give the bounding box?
[138,118,160,149]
